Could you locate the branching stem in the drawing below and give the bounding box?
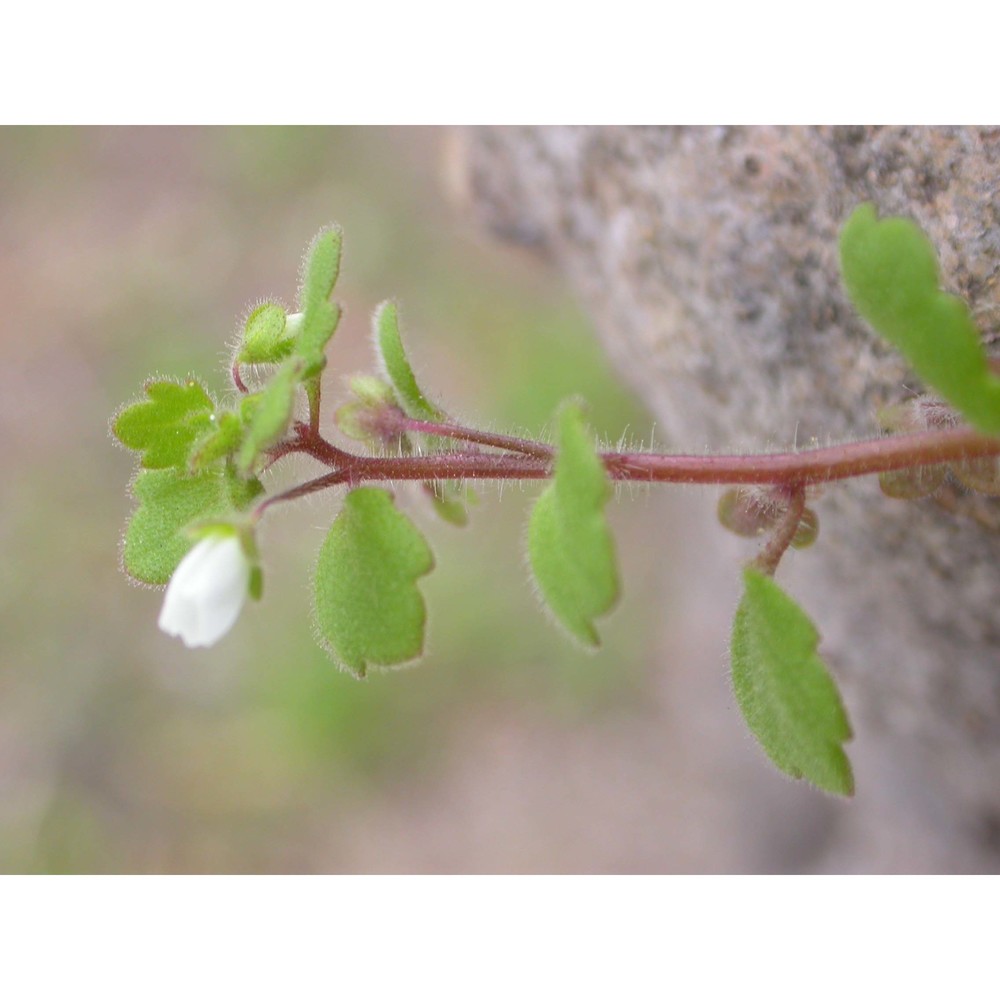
[253,416,1000,519]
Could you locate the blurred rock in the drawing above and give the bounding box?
[463,126,1000,871]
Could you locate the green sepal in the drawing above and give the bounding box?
[840,203,1000,434]
[188,411,243,471]
[238,302,294,365]
[731,567,854,797]
[236,358,304,474]
[373,300,444,421]
[294,226,343,376]
[183,518,264,598]
[113,379,215,470]
[334,401,377,443]
[350,374,397,407]
[312,487,435,677]
[527,401,619,647]
[423,480,475,527]
[336,376,407,447]
[122,466,263,586]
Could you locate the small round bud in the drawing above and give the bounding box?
[950,457,1000,496]
[335,401,379,443]
[789,507,820,549]
[717,488,782,538]
[349,375,396,407]
[877,396,959,434]
[878,464,947,500]
[876,401,921,434]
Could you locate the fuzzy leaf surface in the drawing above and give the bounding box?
[236,358,303,474]
[374,300,444,421]
[731,567,854,796]
[295,226,343,375]
[123,466,263,585]
[313,488,435,677]
[188,411,243,471]
[527,402,619,647]
[238,302,292,365]
[113,380,215,469]
[840,203,1000,434]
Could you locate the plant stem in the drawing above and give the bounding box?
[387,413,554,459]
[256,421,1000,517]
[604,426,1000,485]
[305,378,322,435]
[231,362,249,394]
[752,486,807,576]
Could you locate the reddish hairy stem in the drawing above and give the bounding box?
[603,427,1000,485]
[231,362,249,394]
[256,422,1000,518]
[752,486,807,577]
[388,414,554,459]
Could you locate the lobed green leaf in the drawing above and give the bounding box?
[527,401,619,647]
[840,203,1000,434]
[313,488,435,677]
[122,466,263,585]
[113,379,215,470]
[373,300,444,421]
[731,567,854,797]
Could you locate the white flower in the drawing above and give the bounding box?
[158,534,250,648]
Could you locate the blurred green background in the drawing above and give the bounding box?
[0,127,686,872]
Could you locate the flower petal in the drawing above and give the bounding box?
[158,534,250,648]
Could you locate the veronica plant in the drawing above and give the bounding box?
[112,207,1000,797]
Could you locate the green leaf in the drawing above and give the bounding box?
[294,226,343,375]
[527,401,619,647]
[122,466,263,585]
[313,488,435,677]
[113,379,215,470]
[373,300,444,421]
[188,411,243,471]
[236,358,303,474]
[731,567,854,797]
[840,203,1000,434]
[238,301,293,365]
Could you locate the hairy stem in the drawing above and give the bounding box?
[603,426,1000,485]
[386,413,554,459]
[231,362,249,394]
[751,486,807,576]
[256,421,1000,518]
[305,378,322,436]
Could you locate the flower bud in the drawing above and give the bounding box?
[790,507,819,549]
[878,465,946,500]
[950,456,1000,495]
[158,533,251,648]
[877,396,958,434]
[717,488,782,538]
